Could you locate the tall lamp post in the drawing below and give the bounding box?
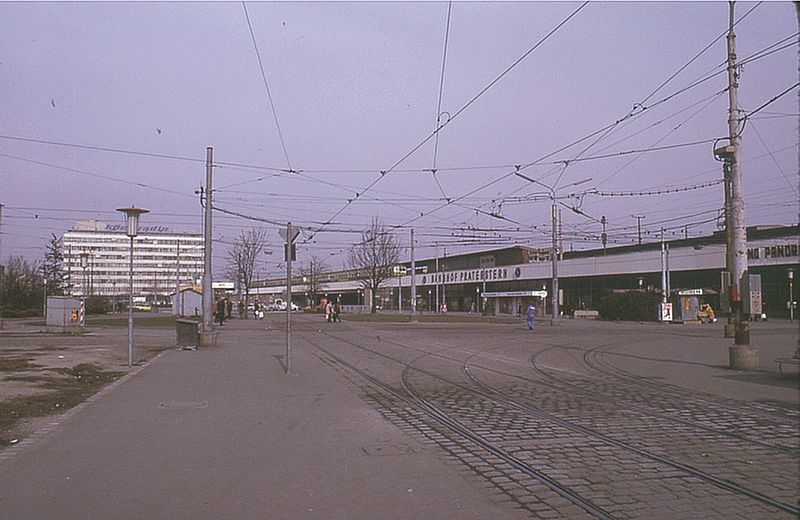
[116,205,149,368]
[79,252,90,297]
[789,269,795,322]
[515,170,592,325]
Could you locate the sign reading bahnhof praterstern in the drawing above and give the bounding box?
[423,267,512,286]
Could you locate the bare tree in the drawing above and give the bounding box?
[300,255,328,309]
[347,218,401,313]
[228,228,270,317]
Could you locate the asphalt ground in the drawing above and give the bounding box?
[0,314,797,519]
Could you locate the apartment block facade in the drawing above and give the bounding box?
[62,220,204,299]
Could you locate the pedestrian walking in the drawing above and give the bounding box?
[325,301,333,323]
[525,302,537,330]
[333,302,341,323]
[216,298,226,326]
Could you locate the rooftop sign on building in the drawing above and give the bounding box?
[72,220,195,234]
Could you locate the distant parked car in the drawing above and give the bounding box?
[277,301,300,312]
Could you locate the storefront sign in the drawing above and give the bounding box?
[482,290,547,298]
[429,267,509,285]
[747,243,799,260]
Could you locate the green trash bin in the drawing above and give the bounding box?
[176,319,199,350]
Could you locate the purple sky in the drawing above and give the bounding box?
[2,1,797,279]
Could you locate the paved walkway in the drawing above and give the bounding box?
[0,317,527,520]
[0,315,796,519]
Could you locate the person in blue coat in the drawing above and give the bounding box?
[525,303,537,330]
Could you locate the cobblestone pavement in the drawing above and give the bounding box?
[1,315,796,519]
[300,317,799,519]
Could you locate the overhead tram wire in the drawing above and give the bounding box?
[0,153,196,199]
[393,131,725,234]
[731,31,798,68]
[468,56,746,208]
[589,179,724,197]
[0,135,204,164]
[0,13,786,187]
[302,1,590,244]
[430,1,453,202]
[742,81,800,124]
[748,120,798,194]
[590,89,727,160]
[547,2,763,185]
[242,1,293,171]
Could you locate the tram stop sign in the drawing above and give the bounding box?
[278,227,301,243]
[279,227,301,261]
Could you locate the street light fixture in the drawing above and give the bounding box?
[514,171,591,324]
[79,252,90,297]
[116,205,149,368]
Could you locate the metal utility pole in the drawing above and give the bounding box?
[724,1,754,368]
[721,158,735,337]
[660,229,667,305]
[202,147,214,334]
[514,170,564,325]
[601,216,607,254]
[286,222,293,374]
[789,269,795,322]
[666,242,671,296]
[631,214,645,245]
[175,240,181,294]
[279,223,299,374]
[0,203,5,329]
[551,194,559,324]
[442,247,447,312]
[435,252,440,313]
[410,229,417,321]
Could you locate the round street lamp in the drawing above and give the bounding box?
[116,205,149,368]
[79,251,90,297]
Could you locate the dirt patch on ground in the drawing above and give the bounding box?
[0,314,176,448]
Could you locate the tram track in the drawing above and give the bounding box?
[299,323,799,518]
[580,343,799,420]
[524,344,799,454]
[300,330,616,520]
[460,363,799,517]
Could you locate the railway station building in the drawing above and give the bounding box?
[250,225,798,320]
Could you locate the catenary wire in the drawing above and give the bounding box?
[242,2,293,171]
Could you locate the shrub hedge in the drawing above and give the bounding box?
[595,291,660,322]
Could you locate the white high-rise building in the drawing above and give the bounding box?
[62,220,204,299]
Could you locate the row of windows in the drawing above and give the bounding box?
[64,257,203,269]
[64,248,203,256]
